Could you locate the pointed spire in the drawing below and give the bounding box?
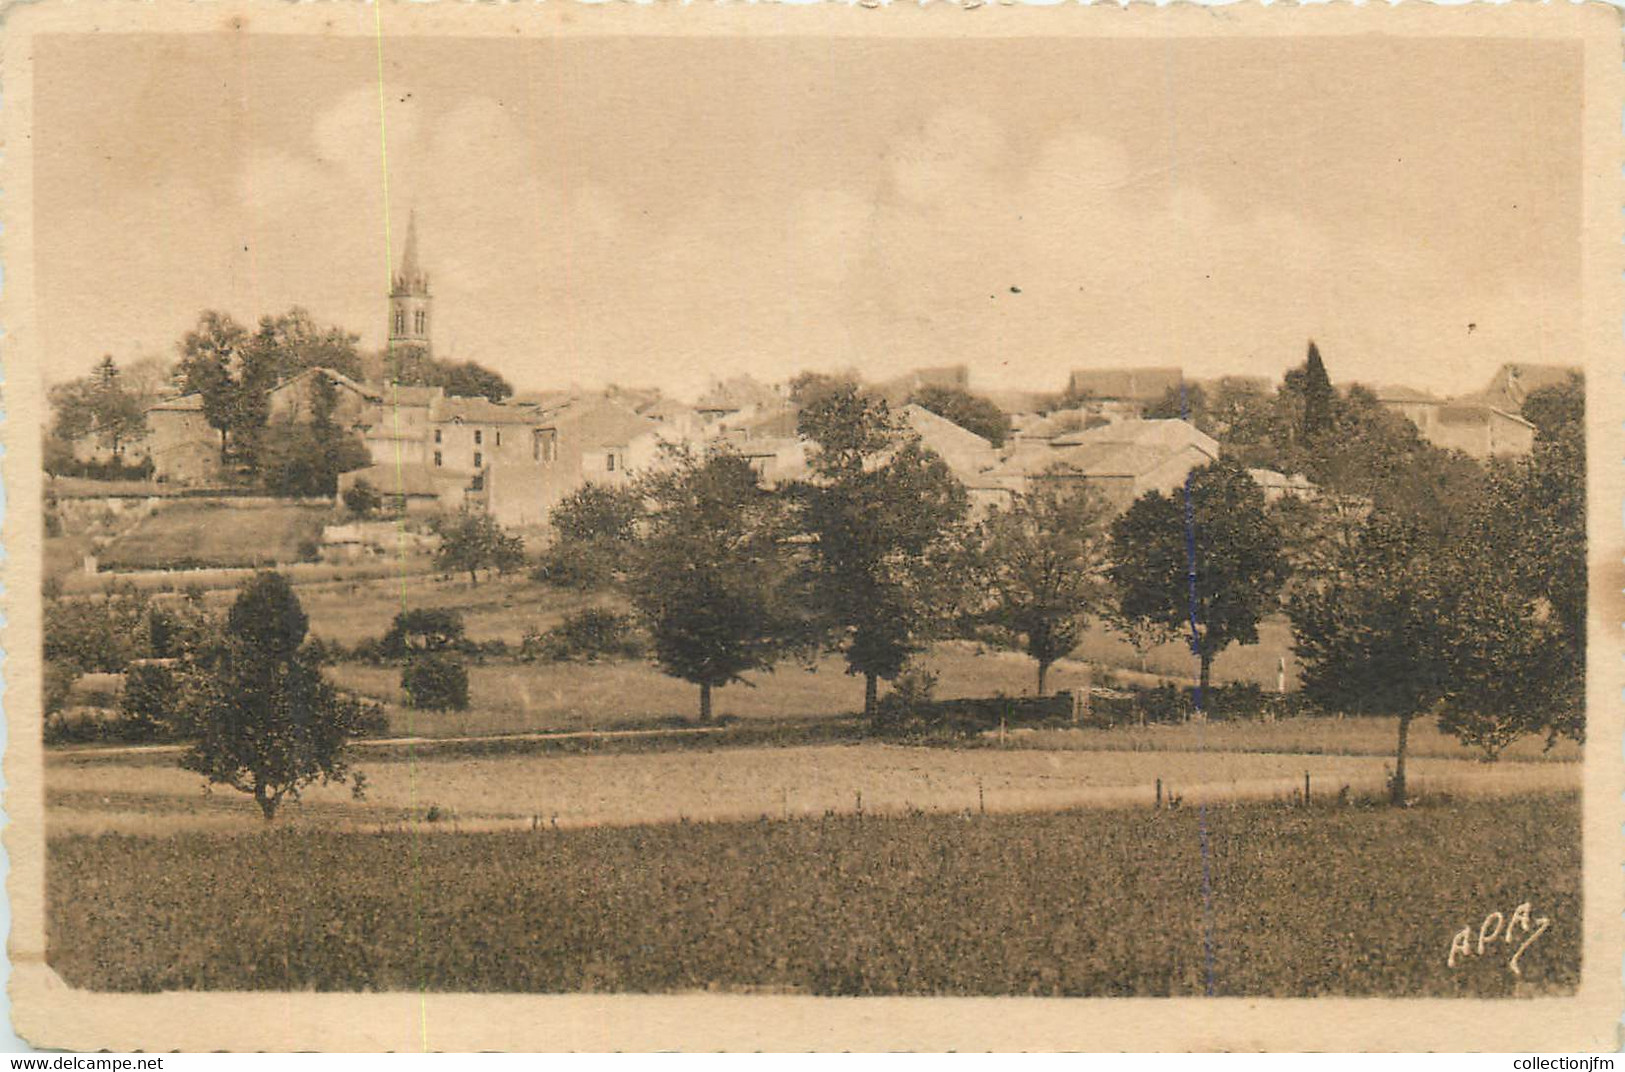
[396,209,426,293]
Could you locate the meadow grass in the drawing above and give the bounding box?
[47,739,1578,835]
[47,792,1579,997]
[97,501,333,570]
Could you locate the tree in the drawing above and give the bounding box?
[1108,459,1287,699]
[1460,379,1585,749]
[629,447,805,721]
[909,384,1012,447]
[1144,382,1210,431]
[180,573,367,820]
[382,352,513,402]
[343,479,382,518]
[244,307,365,384]
[550,483,644,545]
[48,356,149,458]
[256,418,370,497]
[439,361,513,402]
[1520,373,1584,447]
[534,483,645,590]
[433,511,525,586]
[1299,340,1335,446]
[979,475,1112,695]
[175,311,251,462]
[1289,512,1451,803]
[795,383,971,722]
[402,652,470,711]
[382,608,466,657]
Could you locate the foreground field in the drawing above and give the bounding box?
[47,741,1578,833]
[47,793,1579,996]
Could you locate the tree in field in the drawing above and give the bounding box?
[978,474,1112,695]
[628,447,806,721]
[382,607,466,657]
[909,384,1012,447]
[534,482,645,590]
[794,383,971,722]
[179,572,367,820]
[1108,459,1287,698]
[1289,512,1451,803]
[433,511,526,586]
[175,310,252,462]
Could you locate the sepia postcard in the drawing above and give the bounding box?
[4,0,1623,1052]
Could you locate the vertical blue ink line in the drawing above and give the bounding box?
[1178,380,1218,998]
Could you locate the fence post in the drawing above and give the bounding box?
[1304,771,1311,807]
[978,778,985,817]
[1156,778,1163,811]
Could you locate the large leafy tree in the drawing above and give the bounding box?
[1289,512,1454,803]
[794,383,971,722]
[180,573,367,820]
[629,447,806,721]
[175,310,252,462]
[909,384,1012,447]
[978,475,1112,695]
[245,307,365,384]
[1108,459,1288,698]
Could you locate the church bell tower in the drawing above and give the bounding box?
[387,210,432,361]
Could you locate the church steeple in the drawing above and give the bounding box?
[388,210,432,360]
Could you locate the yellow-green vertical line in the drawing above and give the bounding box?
[372,0,431,1052]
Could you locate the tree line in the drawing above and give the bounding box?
[526,361,1583,807]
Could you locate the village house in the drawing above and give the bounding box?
[1065,366,1186,415]
[143,395,220,484]
[1375,385,1536,459]
[992,418,1221,511]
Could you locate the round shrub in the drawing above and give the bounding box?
[402,651,469,711]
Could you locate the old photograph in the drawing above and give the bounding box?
[6,0,1622,1052]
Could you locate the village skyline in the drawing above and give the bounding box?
[34,32,1582,399]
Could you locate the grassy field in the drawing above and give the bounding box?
[97,501,334,570]
[297,573,604,648]
[47,740,1579,833]
[47,792,1579,996]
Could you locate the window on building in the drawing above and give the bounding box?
[474,451,483,469]
[434,450,442,468]
[394,309,405,335]
[414,310,426,334]
[474,430,483,445]
[606,453,616,472]
[434,429,442,444]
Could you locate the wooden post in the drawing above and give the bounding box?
[1304,771,1311,806]
[978,778,985,816]
[1156,778,1163,810]
[856,790,863,820]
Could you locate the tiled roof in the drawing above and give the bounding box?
[430,396,546,425]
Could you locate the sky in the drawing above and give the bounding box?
[33,32,1582,400]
